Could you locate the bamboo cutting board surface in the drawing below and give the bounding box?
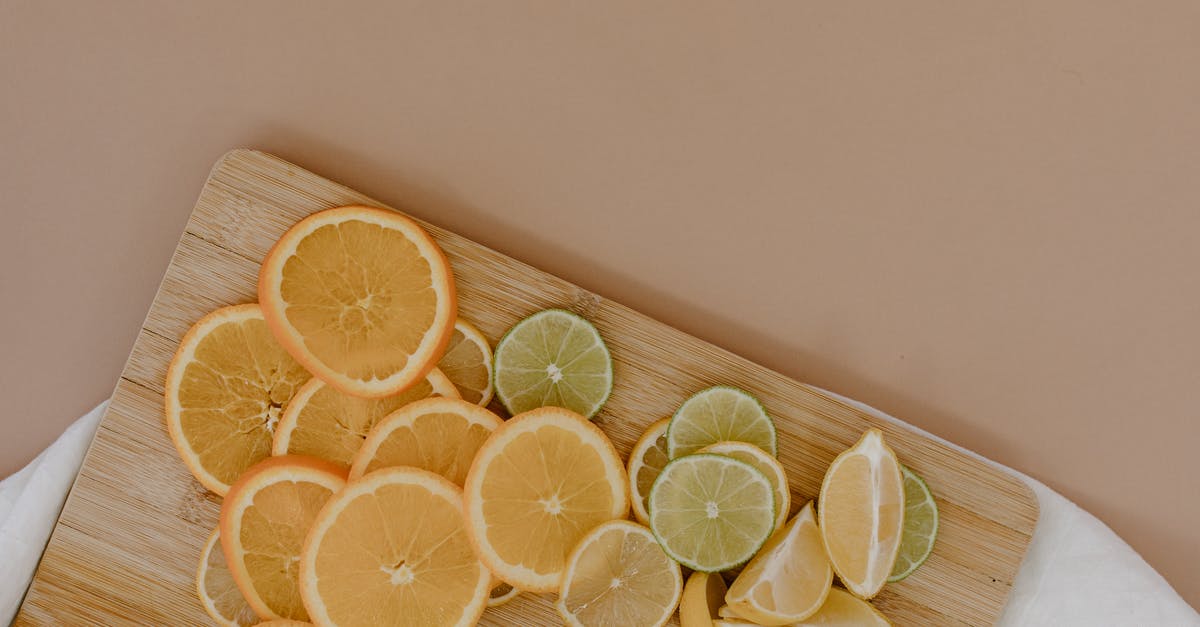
[16,150,1037,626]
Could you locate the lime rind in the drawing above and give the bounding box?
[492,309,613,418]
[887,465,939,582]
[648,454,776,573]
[666,386,777,458]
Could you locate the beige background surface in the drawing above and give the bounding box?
[1,0,1196,610]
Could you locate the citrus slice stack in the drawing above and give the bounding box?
[196,529,258,626]
[463,407,628,592]
[627,418,670,525]
[220,456,347,621]
[258,205,457,398]
[699,441,791,531]
[648,454,776,572]
[889,466,939,582]
[666,387,777,458]
[679,571,728,627]
[437,320,494,405]
[492,309,613,418]
[299,467,491,627]
[556,520,683,627]
[726,502,833,624]
[347,396,503,484]
[166,304,312,495]
[271,369,458,467]
[818,429,905,599]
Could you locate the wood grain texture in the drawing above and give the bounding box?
[16,150,1038,626]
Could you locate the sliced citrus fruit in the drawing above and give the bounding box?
[492,309,612,418]
[219,456,347,621]
[791,588,891,626]
[196,528,258,626]
[166,304,311,496]
[347,396,503,484]
[666,387,776,458]
[463,406,628,592]
[699,441,791,531]
[299,466,490,627]
[713,620,760,627]
[648,454,775,572]
[271,369,458,468]
[717,605,748,619]
[627,418,670,525]
[888,466,939,582]
[818,429,904,599]
[556,520,682,627]
[438,319,494,405]
[726,502,833,625]
[487,582,520,607]
[680,571,728,627]
[256,621,314,626]
[258,205,457,398]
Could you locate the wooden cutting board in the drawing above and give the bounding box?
[16,150,1037,626]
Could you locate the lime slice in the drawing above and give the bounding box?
[666,387,776,458]
[648,454,776,572]
[698,441,791,541]
[888,465,939,582]
[492,309,613,418]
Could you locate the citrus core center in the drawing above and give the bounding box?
[545,363,564,383]
[705,501,720,519]
[540,494,564,515]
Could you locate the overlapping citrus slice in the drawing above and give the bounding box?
[347,396,503,484]
[463,406,629,592]
[818,429,904,599]
[556,520,683,627]
[492,309,613,418]
[627,418,670,525]
[726,502,833,625]
[437,319,494,405]
[299,467,491,627]
[889,466,939,582]
[166,304,312,495]
[699,441,791,531]
[220,456,347,621]
[196,528,258,626]
[666,386,777,458]
[271,369,458,468]
[258,205,457,398]
[679,571,728,627]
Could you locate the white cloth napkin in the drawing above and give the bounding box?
[1,398,1197,626]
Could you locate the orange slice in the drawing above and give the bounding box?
[271,369,459,468]
[818,429,905,599]
[463,407,629,592]
[196,528,257,626]
[220,456,347,621]
[299,467,491,627]
[258,205,457,398]
[166,304,311,495]
[347,396,503,484]
[627,418,670,525]
[438,319,494,405]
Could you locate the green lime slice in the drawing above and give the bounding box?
[648,454,776,572]
[666,387,776,458]
[492,309,612,418]
[887,465,939,582]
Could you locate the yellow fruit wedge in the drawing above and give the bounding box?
[196,528,257,626]
[259,205,457,398]
[818,429,904,599]
[347,396,503,484]
[438,319,494,405]
[726,502,833,625]
[463,407,629,592]
[271,369,459,467]
[299,467,491,627]
[219,456,346,621]
[680,571,728,627]
[627,418,670,525]
[791,588,891,626]
[699,441,791,531]
[557,520,683,627]
[165,304,311,495]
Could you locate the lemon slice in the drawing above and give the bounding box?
[792,588,891,625]
[680,571,728,627]
[627,418,670,525]
[492,309,612,418]
[726,502,833,625]
[437,319,494,405]
[648,454,775,572]
[888,466,939,582]
[666,387,776,458]
[818,429,904,599]
[699,441,791,531]
[556,520,683,627]
[196,528,257,626]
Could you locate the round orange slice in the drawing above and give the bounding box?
[258,205,457,398]
[299,467,491,627]
[166,304,312,495]
[437,319,494,405]
[271,369,459,468]
[196,528,258,626]
[627,418,670,525]
[220,456,347,621]
[347,396,503,484]
[463,407,629,592]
